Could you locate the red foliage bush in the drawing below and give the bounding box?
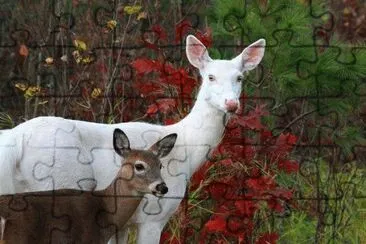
[130,20,299,243]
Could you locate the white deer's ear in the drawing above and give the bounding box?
[186,35,212,69]
[149,133,177,158]
[233,39,266,72]
[113,129,130,156]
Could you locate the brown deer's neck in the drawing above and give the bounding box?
[98,178,144,231]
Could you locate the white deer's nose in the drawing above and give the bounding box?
[225,99,239,113]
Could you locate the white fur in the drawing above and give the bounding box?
[0,35,265,243]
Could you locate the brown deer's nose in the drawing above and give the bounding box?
[225,99,239,113]
[156,182,168,195]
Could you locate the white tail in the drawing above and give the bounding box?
[0,35,265,244]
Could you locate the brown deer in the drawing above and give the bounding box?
[0,129,177,244]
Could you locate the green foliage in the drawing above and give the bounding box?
[207,0,366,242]
[208,0,366,115]
[0,112,14,129]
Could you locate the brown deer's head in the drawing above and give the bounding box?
[113,129,177,197]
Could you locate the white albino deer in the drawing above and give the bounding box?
[0,129,176,243]
[0,35,265,244]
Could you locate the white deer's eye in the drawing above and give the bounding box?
[237,76,244,82]
[208,75,215,82]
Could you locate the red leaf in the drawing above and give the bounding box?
[191,161,213,189]
[246,176,276,191]
[260,130,273,143]
[152,25,167,40]
[145,99,177,116]
[163,118,176,125]
[256,232,279,244]
[157,98,176,113]
[267,197,285,213]
[269,188,293,200]
[204,215,227,232]
[134,81,164,96]
[278,160,299,173]
[132,58,161,74]
[272,133,298,156]
[235,200,257,216]
[160,231,180,244]
[195,28,213,47]
[232,104,269,130]
[208,182,229,200]
[141,25,167,50]
[19,44,29,57]
[235,115,264,130]
[175,20,192,44]
[217,158,233,166]
[146,104,158,115]
[97,63,108,73]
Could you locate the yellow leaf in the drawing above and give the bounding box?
[45,57,54,65]
[137,11,147,20]
[81,56,94,64]
[24,86,41,98]
[15,83,28,91]
[19,44,29,57]
[75,56,82,64]
[107,20,117,30]
[91,88,102,98]
[74,39,87,51]
[124,5,142,15]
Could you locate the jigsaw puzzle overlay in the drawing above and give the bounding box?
[0,0,365,243]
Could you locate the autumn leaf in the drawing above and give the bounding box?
[91,88,102,98]
[246,176,276,191]
[191,161,213,189]
[235,200,257,216]
[124,5,142,15]
[131,58,161,74]
[151,25,167,40]
[15,83,27,91]
[195,28,213,47]
[146,104,158,115]
[256,232,279,244]
[24,86,41,98]
[81,56,94,64]
[175,20,192,43]
[106,20,117,30]
[45,57,54,65]
[278,160,299,173]
[19,44,29,57]
[74,39,87,51]
[137,11,147,20]
[204,215,227,232]
[145,99,177,116]
[208,182,229,200]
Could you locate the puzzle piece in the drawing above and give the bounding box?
[1,1,366,243]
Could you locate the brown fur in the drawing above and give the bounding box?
[0,149,164,243]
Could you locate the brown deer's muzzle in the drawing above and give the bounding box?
[153,182,168,197]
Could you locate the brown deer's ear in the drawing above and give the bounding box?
[113,129,130,156]
[149,133,177,158]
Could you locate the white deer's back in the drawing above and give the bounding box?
[0,117,169,193]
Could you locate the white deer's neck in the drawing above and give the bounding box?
[171,86,228,176]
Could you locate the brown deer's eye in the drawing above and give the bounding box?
[135,164,145,171]
[208,75,215,82]
[160,164,163,169]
